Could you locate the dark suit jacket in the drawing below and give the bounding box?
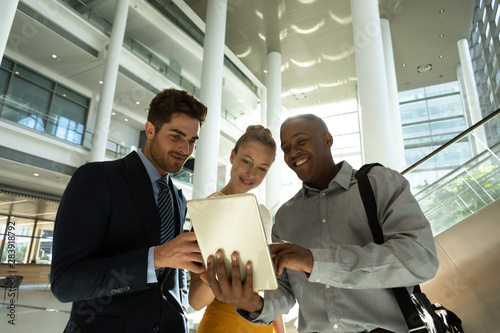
[50,151,189,333]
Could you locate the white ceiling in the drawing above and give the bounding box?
[0,0,476,217]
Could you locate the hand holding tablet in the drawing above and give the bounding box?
[187,193,278,290]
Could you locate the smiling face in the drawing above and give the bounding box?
[143,112,201,175]
[223,141,274,195]
[280,118,336,189]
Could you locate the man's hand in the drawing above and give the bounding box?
[270,242,314,275]
[206,250,263,313]
[154,232,205,274]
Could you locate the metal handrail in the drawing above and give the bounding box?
[401,108,500,175]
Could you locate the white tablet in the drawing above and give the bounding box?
[187,193,278,290]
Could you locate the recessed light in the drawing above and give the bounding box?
[439,34,445,38]
[439,9,444,13]
[34,173,39,177]
[111,112,116,116]
[402,63,406,67]
[136,101,140,105]
[294,93,306,100]
[51,54,57,59]
[417,64,432,73]
[15,71,19,75]
[124,118,129,122]
[439,55,443,58]
[99,80,104,84]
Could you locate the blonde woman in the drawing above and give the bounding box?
[189,125,285,333]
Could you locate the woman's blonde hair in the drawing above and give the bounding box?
[234,125,277,162]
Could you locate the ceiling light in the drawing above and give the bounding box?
[439,34,445,38]
[402,64,406,67]
[124,118,129,122]
[439,9,445,13]
[439,55,443,58]
[51,54,57,59]
[34,173,39,177]
[112,112,116,116]
[99,80,104,84]
[294,93,306,99]
[417,64,432,73]
[136,101,140,105]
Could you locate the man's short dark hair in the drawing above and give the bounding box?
[148,89,208,130]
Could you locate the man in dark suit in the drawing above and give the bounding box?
[50,89,208,333]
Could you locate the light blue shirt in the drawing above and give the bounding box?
[240,161,439,332]
[137,149,170,284]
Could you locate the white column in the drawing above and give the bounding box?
[457,38,488,154]
[381,18,406,171]
[351,0,396,168]
[259,88,268,203]
[89,0,129,162]
[266,52,282,215]
[0,0,19,60]
[456,65,478,155]
[192,0,227,199]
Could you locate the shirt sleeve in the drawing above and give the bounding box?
[308,167,439,289]
[236,268,297,325]
[147,246,158,284]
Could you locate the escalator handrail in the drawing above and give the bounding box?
[402,108,500,175]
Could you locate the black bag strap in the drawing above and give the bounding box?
[355,163,427,332]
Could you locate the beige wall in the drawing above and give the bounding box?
[422,199,500,332]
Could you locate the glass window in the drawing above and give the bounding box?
[15,64,54,90]
[324,113,358,136]
[56,85,90,106]
[0,217,35,264]
[400,101,429,124]
[403,123,431,139]
[31,221,54,264]
[2,75,51,132]
[0,57,14,70]
[48,95,86,144]
[0,68,9,96]
[495,5,500,26]
[424,81,459,97]
[0,57,90,146]
[427,95,464,120]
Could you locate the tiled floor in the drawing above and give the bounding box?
[0,284,299,332]
[0,284,71,332]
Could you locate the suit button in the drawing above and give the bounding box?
[117,287,124,293]
[110,289,117,295]
[124,285,130,292]
[153,324,159,332]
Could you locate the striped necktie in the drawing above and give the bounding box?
[156,177,175,244]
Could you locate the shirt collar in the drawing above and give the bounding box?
[301,161,353,194]
[137,149,169,184]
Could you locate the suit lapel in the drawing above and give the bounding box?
[123,152,161,246]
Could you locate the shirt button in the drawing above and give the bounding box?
[322,218,326,223]
[333,324,339,329]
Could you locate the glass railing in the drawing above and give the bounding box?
[58,0,200,98]
[57,0,257,97]
[402,109,500,235]
[0,95,85,146]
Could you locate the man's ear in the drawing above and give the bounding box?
[145,121,156,139]
[324,133,333,148]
